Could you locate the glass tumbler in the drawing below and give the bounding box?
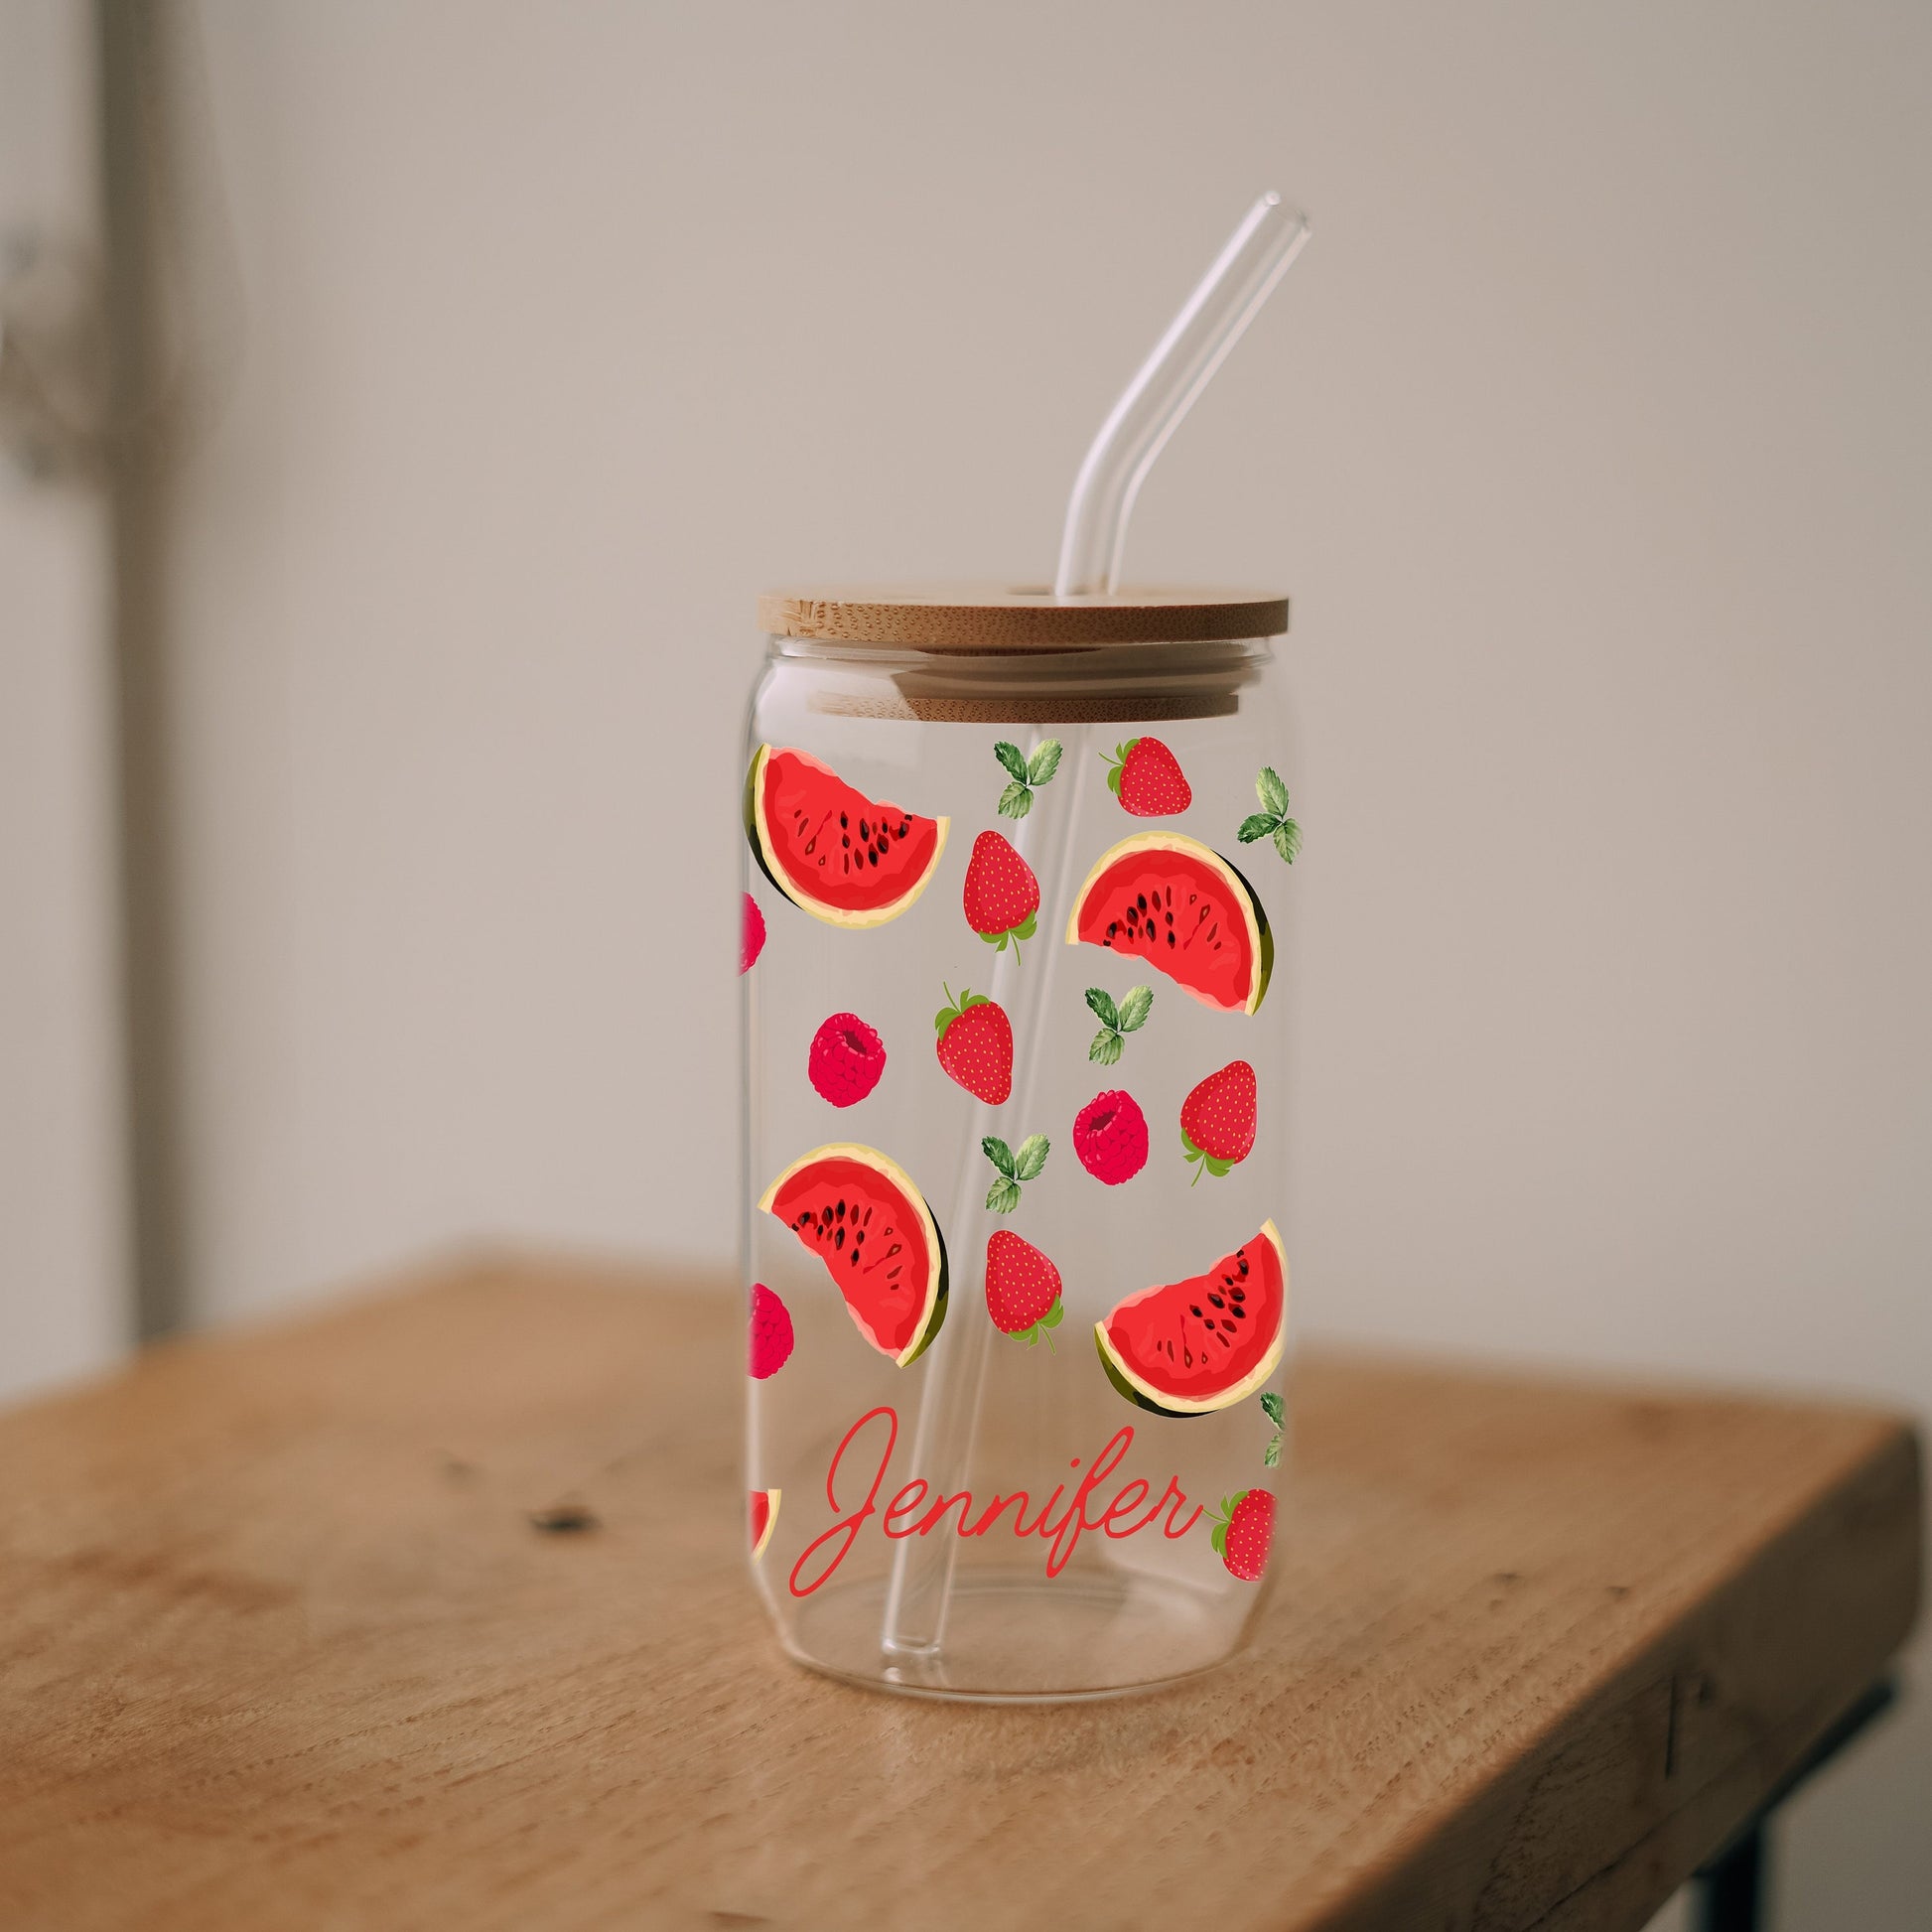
[742,587,1297,1700]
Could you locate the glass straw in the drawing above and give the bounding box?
[881,193,1311,1675]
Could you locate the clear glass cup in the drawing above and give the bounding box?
[742,588,1296,1701]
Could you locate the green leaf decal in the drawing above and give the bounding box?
[981,1136,1016,1177]
[994,739,1062,819]
[1259,1391,1286,1468]
[1040,1301,1063,1328]
[1241,766,1303,866]
[1210,1520,1228,1557]
[1013,1135,1049,1181]
[1086,983,1152,1064]
[1013,908,1037,942]
[985,1177,1022,1214]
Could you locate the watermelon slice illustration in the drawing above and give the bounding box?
[745,745,948,929]
[1065,833,1272,1015]
[750,1487,781,1562]
[759,1143,949,1365]
[1095,1220,1287,1416]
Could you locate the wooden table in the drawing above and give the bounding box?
[1,1261,1919,1931]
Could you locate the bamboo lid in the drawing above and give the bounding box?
[759,584,1289,649]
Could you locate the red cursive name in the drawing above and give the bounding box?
[788,1405,1204,1597]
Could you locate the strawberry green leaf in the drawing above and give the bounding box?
[1210,1521,1228,1557]
[1260,1391,1286,1427]
[1237,812,1278,845]
[1102,753,1125,798]
[1027,739,1063,786]
[1084,987,1120,1030]
[985,1177,1022,1214]
[994,741,1030,783]
[1205,1155,1234,1177]
[1263,1437,1283,1468]
[1115,985,1153,1033]
[1040,1299,1063,1328]
[1272,819,1302,865]
[981,928,1008,949]
[1089,1028,1123,1065]
[960,989,987,1010]
[997,780,1034,820]
[1013,908,1037,942]
[1257,765,1291,817]
[982,1137,1016,1177]
[1013,1134,1049,1181]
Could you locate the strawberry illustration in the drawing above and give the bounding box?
[1103,737,1192,816]
[748,1282,794,1380]
[985,1230,1064,1348]
[934,983,1013,1104]
[1073,1089,1149,1184]
[1179,1059,1257,1181]
[962,830,1040,955]
[808,1011,887,1107]
[1210,1487,1275,1582]
[741,893,766,973]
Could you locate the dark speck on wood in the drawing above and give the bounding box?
[529,1503,600,1534]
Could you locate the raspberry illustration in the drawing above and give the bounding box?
[1103,737,1192,816]
[984,1230,1063,1348]
[807,1011,887,1107]
[1211,1487,1275,1582]
[748,1283,794,1380]
[962,830,1040,955]
[1073,1089,1149,1185]
[740,893,766,973]
[1179,1059,1258,1181]
[934,984,1013,1104]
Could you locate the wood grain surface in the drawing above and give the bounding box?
[0,1259,1918,1932]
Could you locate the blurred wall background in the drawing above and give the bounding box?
[2,3,1927,1925]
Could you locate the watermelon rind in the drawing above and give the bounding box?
[758,1142,949,1366]
[751,1487,782,1562]
[1063,831,1273,1016]
[1094,1219,1288,1417]
[744,744,949,930]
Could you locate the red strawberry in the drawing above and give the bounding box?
[748,1283,794,1380]
[935,984,1013,1104]
[808,1011,887,1107]
[962,830,1040,954]
[741,893,766,973]
[1212,1487,1275,1582]
[1104,737,1192,816]
[1073,1089,1149,1184]
[984,1230,1063,1347]
[1180,1059,1257,1181]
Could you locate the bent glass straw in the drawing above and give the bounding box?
[881,193,1311,1672]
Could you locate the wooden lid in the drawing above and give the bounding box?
[758,584,1289,648]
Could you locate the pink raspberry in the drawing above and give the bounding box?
[749,1283,794,1380]
[1073,1089,1149,1185]
[740,894,766,974]
[807,1012,887,1107]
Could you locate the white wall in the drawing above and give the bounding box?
[0,0,130,1402]
[154,6,1927,1923]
